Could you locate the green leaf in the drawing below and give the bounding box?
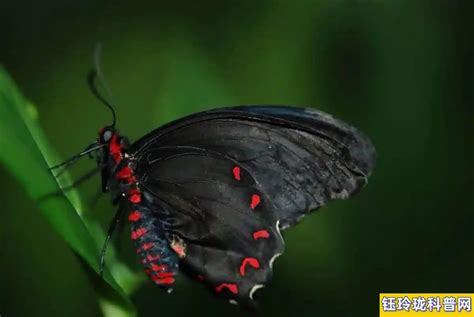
[0,66,137,317]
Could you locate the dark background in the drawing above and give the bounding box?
[0,1,472,316]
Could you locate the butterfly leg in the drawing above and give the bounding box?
[38,168,99,202]
[99,206,125,276]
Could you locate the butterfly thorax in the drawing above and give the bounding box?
[98,129,136,202]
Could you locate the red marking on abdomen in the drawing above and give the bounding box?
[151,263,167,271]
[232,166,241,181]
[239,257,260,276]
[126,176,137,184]
[253,230,270,240]
[147,254,160,262]
[250,194,261,210]
[131,227,147,240]
[128,188,141,203]
[152,276,175,285]
[116,166,132,179]
[128,210,141,222]
[116,166,136,184]
[141,242,154,251]
[215,283,238,294]
[156,272,174,278]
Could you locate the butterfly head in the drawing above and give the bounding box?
[97,126,130,161]
[95,126,131,193]
[98,126,115,144]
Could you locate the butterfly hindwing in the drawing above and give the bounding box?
[140,148,284,305]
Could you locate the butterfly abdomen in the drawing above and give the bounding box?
[104,131,179,290]
[128,204,179,290]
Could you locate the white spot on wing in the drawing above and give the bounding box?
[249,284,265,300]
[270,220,284,270]
[330,188,350,200]
[275,220,284,246]
[228,299,238,305]
[269,252,282,270]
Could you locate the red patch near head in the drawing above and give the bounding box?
[128,210,141,222]
[253,230,270,240]
[239,257,260,276]
[250,194,261,210]
[109,135,122,163]
[232,166,241,181]
[131,227,147,240]
[215,283,238,295]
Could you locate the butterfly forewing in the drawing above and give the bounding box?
[133,106,375,226]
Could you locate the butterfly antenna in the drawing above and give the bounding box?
[88,43,117,128]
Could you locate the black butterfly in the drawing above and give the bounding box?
[51,70,376,308]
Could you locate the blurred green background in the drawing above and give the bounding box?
[0,0,472,316]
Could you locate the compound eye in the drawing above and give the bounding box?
[102,130,113,142]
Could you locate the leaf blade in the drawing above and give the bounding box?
[0,66,136,316]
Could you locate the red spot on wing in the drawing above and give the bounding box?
[171,244,185,258]
[239,257,260,276]
[250,194,261,210]
[232,166,241,181]
[196,275,204,282]
[131,227,147,240]
[128,210,141,222]
[215,283,238,294]
[253,230,270,240]
[152,276,175,285]
[128,188,141,203]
